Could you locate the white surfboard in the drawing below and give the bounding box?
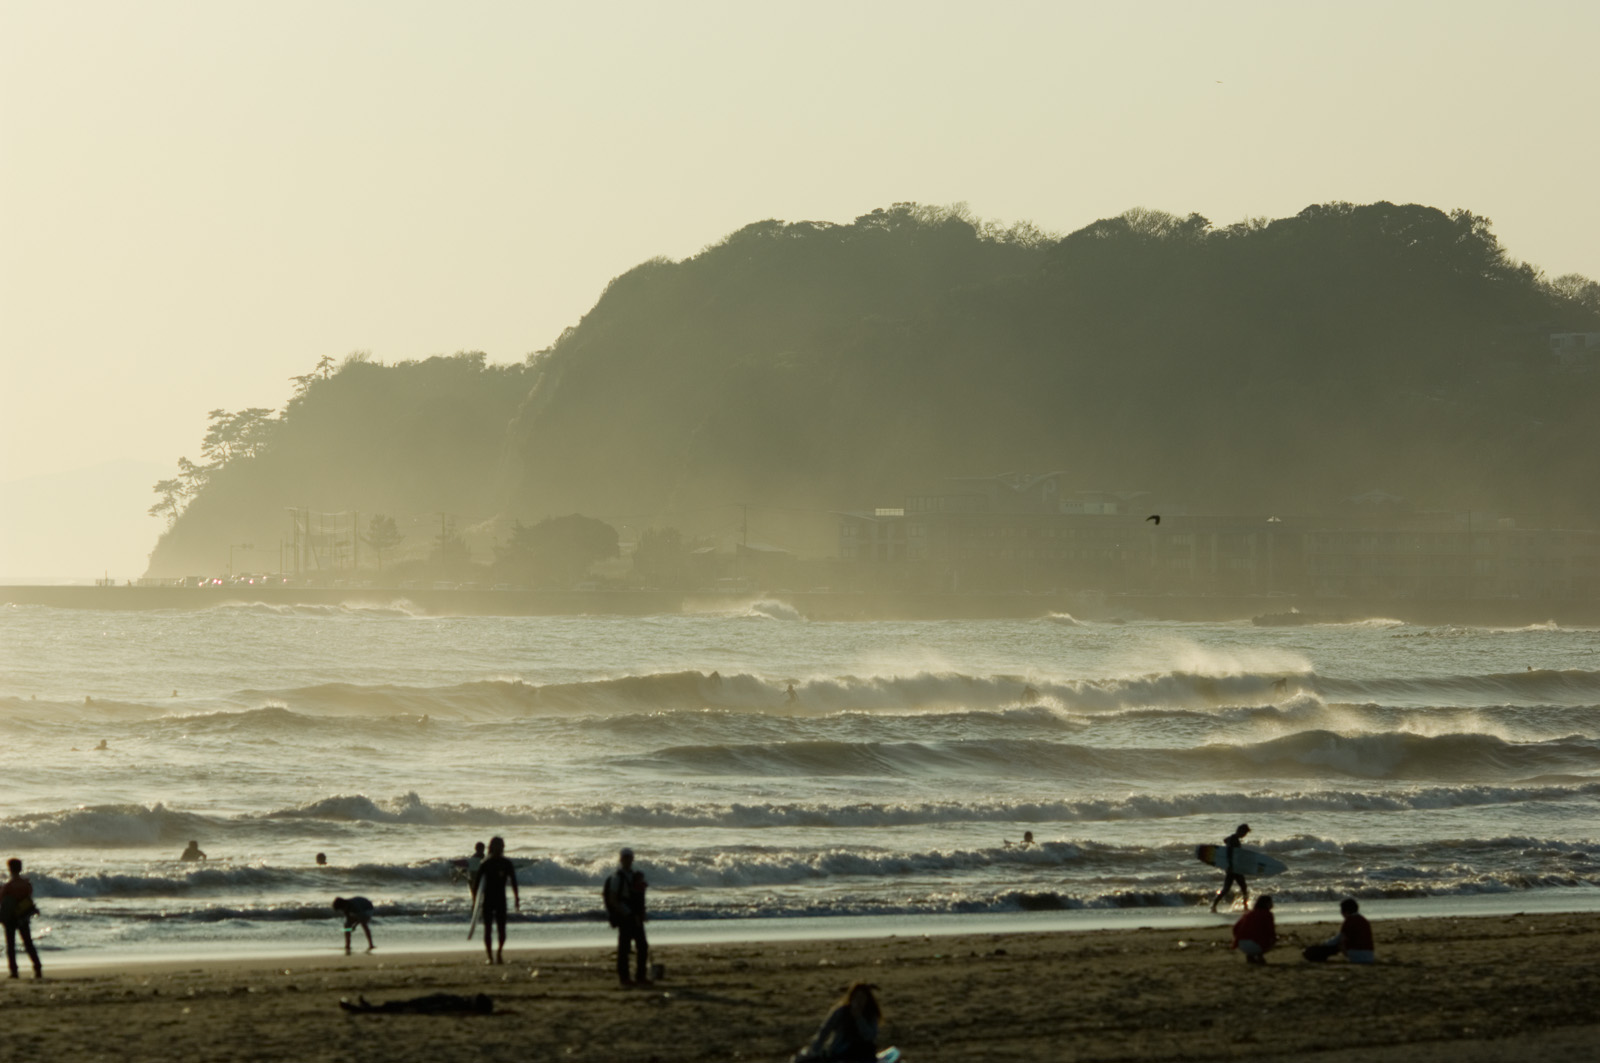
[466,889,484,939]
[1195,843,1287,877]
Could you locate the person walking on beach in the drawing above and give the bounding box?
[1209,823,1251,912]
[792,981,883,1062]
[2,858,42,979]
[477,836,520,964]
[602,847,650,987]
[1232,895,1277,964]
[1304,898,1376,964]
[332,896,375,953]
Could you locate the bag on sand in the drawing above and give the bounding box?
[1302,942,1338,962]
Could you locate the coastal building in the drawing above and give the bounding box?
[838,475,1600,600]
[1549,332,1600,369]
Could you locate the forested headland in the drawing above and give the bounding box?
[143,201,1600,580]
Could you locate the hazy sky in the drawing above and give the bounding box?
[3,0,1599,492]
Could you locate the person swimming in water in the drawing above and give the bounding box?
[180,840,207,862]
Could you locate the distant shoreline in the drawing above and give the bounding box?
[4,583,1599,626]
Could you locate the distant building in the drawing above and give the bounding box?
[1549,332,1600,368]
[839,474,1600,600]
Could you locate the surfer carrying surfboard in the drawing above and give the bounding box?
[1209,823,1252,912]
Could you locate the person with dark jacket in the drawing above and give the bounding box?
[792,982,882,1062]
[1,858,42,979]
[602,847,649,987]
[1232,894,1277,964]
[1305,898,1376,964]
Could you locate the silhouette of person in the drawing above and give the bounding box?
[180,840,207,862]
[1022,684,1039,702]
[792,982,882,1062]
[315,852,328,866]
[603,847,650,987]
[1210,823,1251,912]
[466,841,487,907]
[1304,898,1376,964]
[333,896,375,953]
[1232,895,1276,964]
[786,683,798,704]
[1,858,42,979]
[476,836,519,964]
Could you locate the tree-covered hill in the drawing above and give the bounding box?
[144,201,1600,577]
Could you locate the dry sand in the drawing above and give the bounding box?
[4,912,1599,1062]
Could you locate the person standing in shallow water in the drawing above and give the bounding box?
[180,840,206,862]
[476,836,519,964]
[1210,823,1251,912]
[603,847,650,987]
[1,858,43,979]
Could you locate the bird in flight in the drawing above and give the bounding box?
[1146,515,1160,525]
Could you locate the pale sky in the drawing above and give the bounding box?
[2,1,1598,572]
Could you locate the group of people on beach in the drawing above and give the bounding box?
[1207,823,1377,966]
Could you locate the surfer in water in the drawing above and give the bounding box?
[1209,823,1251,912]
[179,840,207,862]
[477,836,519,964]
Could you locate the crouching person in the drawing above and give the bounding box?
[1232,894,1276,964]
[793,982,885,1063]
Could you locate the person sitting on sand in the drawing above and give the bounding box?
[2,858,42,980]
[1232,895,1277,964]
[1305,898,1375,964]
[332,896,375,954]
[179,840,207,862]
[792,981,883,1062]
[1209,823,1251,912]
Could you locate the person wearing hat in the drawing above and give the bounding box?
[602,847,650,987]
[1210,823,1253,913]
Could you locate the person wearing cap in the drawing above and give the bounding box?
[602,847,650,987]
[1210,823,1253,913]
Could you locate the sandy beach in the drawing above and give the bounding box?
[4,912,1598,1062]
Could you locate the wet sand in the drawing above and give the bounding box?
[4,911,1598,1062]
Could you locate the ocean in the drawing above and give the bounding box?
[3,600,1598,962]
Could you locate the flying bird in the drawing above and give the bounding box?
[1146,515,1160,525]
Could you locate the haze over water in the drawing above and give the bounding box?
[4,601,1598,959]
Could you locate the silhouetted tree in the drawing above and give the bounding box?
[361,514,405,571]
[493,515,619,588]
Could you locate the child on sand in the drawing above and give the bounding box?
[332,896,375,954]
[1232,895,1276,964]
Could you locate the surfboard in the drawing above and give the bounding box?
[466,889,484,939]
[1195,844,1287,878]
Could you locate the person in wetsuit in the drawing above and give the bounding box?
[1210,823,1252,912]
[477,835,520,964]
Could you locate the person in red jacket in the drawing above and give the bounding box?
[1232,894,1276,964]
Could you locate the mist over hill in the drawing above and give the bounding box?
[143,201,1600,578]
